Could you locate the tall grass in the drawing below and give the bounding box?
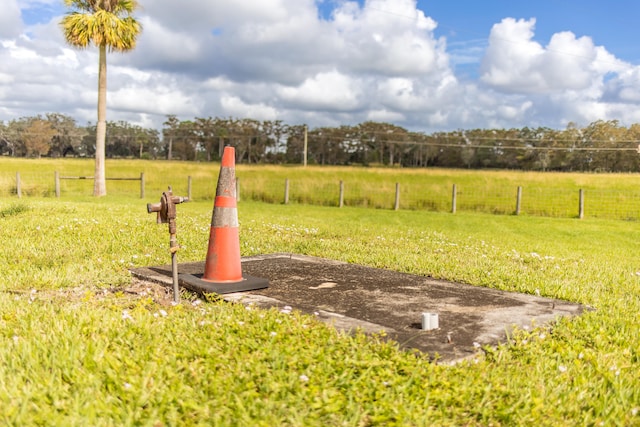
[3,158,640,220]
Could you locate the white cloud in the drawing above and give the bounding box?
[331,0,443,76]
[0,72,14,84]
[602,68,640,103]
[0,0,23,39]
[480,18,627,94]
[474,17,640,128]
[366,108,406,123]
[220,95,279,121]
[3,0,640,133]
[109,85,200,116]
[17,0,60,7]
[277,71,363,111]
[127,17,203,70]
[496,101,533,120]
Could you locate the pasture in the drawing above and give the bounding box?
[4,157,640,220]
[0,158,639,425]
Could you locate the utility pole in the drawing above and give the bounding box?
[303,124,308,167]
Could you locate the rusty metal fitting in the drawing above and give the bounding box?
[147,187,189,233]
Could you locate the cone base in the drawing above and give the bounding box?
[179,273,268,295]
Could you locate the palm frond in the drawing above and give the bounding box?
[60,0,141,51]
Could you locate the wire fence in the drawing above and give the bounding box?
[2,170,639,221]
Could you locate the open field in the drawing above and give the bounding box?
[3,157,640,220]
[1,159,640,425]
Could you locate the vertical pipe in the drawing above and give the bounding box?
[394,182,400,211]
[515,186,522,215]
[140,172,145,199]
[451,184,457,214]
[235,177,240,202]
[16,172,21,198]
[170,233,180,303]
[284,178,290,204]
[579,189,584,219]
[339,180,344,208]
[187,176,192,201]
[55,171,60,198]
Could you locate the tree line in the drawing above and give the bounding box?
[2,114,640,172]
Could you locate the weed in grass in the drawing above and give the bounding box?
[0,202,29,218]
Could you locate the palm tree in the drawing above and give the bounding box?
[60,0,141,196]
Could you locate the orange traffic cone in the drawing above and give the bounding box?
[179,146,268,295]
[203,146,242,282]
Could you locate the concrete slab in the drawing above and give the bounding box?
[130,253,586,363]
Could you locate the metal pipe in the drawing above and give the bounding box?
[170,234,179,303]
[147,186,189,303]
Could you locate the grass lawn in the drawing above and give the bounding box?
[0,161,639,425]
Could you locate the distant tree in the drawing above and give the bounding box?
[4,112,640,171]
[163,115,179,160]
[307,126,348,165]
[46,113,86,157]
[99,121,159,159]
[80,123,97,157]
[23,119,56,158]
[0,122,14,156]
[212,117,231,160]
[622,124,640,172]
[171,120,198,161]
[194,117,216,161]
[136,127,160,159]
[355,122,408,166]
[243,118,265,163]
[60,0,142,196]
[262,120,287,162]
[583,120,626,172]
[284,125,306,163]
[3,117,32,157]
[0,122,20,156]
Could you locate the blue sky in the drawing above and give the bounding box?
[320,1,640,61]
[343,0,640,78]
[427,1,637,53]
[2,0,640,132]
[430,1,640,83]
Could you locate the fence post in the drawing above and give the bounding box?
[16,172,21,198]
[515,186,522,215]
[140,172,145,199]
[339,180,344,208]
[235,177,240,202]
[55,171,60,198]
[451,184,457,214]
[187,176,192,201]
[284,178,290,204]
[578,189,584,219]
[394,183,400,211]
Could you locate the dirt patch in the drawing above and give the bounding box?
[2,279,179,307]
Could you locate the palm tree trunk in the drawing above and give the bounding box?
[94,44,108,196]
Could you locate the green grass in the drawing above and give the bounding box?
[1,160,640,425]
